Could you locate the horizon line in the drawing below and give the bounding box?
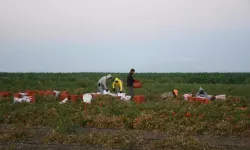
[1,72,250,74]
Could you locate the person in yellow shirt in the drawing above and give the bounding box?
[112,78,124,93]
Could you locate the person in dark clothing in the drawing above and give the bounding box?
[196,87,208,98]
[127,69,135,100]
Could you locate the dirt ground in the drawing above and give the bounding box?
[0,125,250,150]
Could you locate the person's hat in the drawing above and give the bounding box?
[107,74,112,79]
[173,89,178,96]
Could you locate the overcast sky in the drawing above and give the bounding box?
[0,0,250,72]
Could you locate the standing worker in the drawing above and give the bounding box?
[112,78,124,94]
[97,74,112,94]
[127,69,135,100]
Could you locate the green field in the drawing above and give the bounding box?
[1,72,250,97]
[1,72,250,149]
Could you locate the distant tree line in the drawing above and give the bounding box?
[0,72,250,84]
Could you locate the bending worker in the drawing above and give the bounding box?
[97,74,112,94]
[196,87,208,98]
[112,78,124,94]
[172,89,178,97]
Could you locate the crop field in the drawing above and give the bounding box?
[0,72,250,150]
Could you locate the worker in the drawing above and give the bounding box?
[112,78,124,94]
[160,89,178,100]
[127,69,135,100]
[196,87,208,98]
[97,74,112,94]
[172,89,178,97]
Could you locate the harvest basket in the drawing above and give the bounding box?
[133,95,145,104]
[133,80,143,88]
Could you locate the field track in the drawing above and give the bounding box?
[1,124,250,150]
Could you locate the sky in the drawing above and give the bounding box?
[0,0,250,73]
